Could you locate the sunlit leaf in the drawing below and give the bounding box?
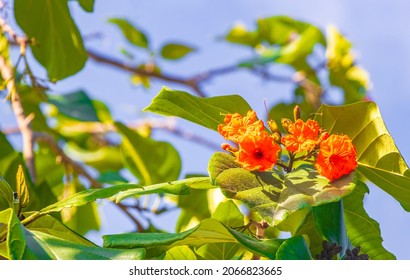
[108,18,149,49]
[343,181,395,259]
[0,176,14,210]
[315,101,410,211]
[0,208,26,260]
[15,0,87,80]
[160,43,195,60]
[224,23,260,47]
[164,245,197,260]
[104,217,285,260]
[26,230,145,260]
[25,214,95,246]
[196,201,243,260]
[209,152,355,225]
[115,122,181,185]
[144,87,252,131]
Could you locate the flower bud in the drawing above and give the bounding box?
[293,105,301,122]
[267,119,280,135]
[281,118,293,133]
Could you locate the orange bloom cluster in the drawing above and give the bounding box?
[218,110,358,182]
[218,111,281,171]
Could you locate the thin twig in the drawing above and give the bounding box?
[33,132,102,188]
[87,49,207,98]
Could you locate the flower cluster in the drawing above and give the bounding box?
[218,109,358,182]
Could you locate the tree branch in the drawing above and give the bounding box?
[87,49,207,98]
[33,132,101,188]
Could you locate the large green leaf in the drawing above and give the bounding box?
[196,201,244,260]
[26,230,145,260]
[48,90,100,122]
[14,0,87,80]
[115,122,181,185]
[104,217,285,260]
[108,18,149,49]
[164,245,197,260]
[144,87,252,131]
[175,187,211,232]
[209,152,355,225]
[115,177,213,202]
[312,200,348,258]
[343,181,395,259]
[0,177,14,210]
[315,101,410,211]
[25,214,95,246]
[0,208,26,260]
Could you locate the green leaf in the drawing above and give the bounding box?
[275,235,312,260]
[196,200,244,260]
[25,214,95,246]
[293,211,323,257]
[77,0,94,12]
[144,87,252,131]
[160,43,195,60]
[26,230,145,260]
[16,165,29,210]
[115,177,214,203]
[14,0,87,80]
[315,101,410,211]
[326,26,369,102]
[0,176,14,210]
[176,188,211,232]
[39,184,136,215]
[104,217,284,260]
[224,23,260,47]
[209,152,356,225]
[343,181,396,259]
[0,208,26,260]
[48,90,100,122]
[108,18,149,49]
[257,16,319,46]
[164,245,197,260]
[223,225,284,259]
[312,201,348,257]
[65,143,124,173]
[115,122,181,185]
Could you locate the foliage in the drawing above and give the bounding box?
[0,2,407,260]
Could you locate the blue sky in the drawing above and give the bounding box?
[1,0,409,259]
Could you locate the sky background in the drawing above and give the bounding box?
[1,0,410,259]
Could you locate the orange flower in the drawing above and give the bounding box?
[235,131,281,171]
[281,119,321,153]
[315,134,358,182]
[218,111,264,142]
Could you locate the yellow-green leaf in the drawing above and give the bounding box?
[315,101,410,211]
